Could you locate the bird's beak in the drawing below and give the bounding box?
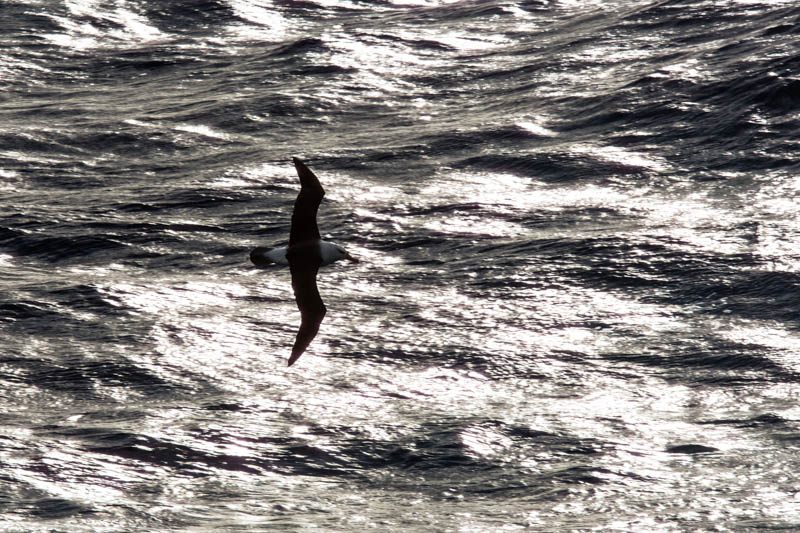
[345,252,360,263]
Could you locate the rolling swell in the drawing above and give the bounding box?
[0,229,127,263]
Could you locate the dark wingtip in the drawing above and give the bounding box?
[250,246,274,267]
[291,156,324,198]
[292,156,310,174]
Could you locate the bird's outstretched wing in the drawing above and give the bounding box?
[287,254,326,366]
[290,157,325,247]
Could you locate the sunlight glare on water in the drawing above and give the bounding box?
[175,124,234,142]
[228,0,289,39]
[99,277,294,390]
[326,37,422,97]
[4,0,800,531]
[515,120,558,138]
[419,171,533,207]
[570,143,670,174]
[641,194,757,255]
[46,0,164,48]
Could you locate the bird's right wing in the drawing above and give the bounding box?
[289,157,325,246]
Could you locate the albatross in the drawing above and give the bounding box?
[250,157,358,366]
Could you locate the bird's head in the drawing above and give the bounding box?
[335,245,359,263]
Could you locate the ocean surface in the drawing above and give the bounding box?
[2,0,800,531]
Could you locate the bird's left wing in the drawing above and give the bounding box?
[287,255,326,366]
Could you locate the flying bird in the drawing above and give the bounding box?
[250,157,358,366]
